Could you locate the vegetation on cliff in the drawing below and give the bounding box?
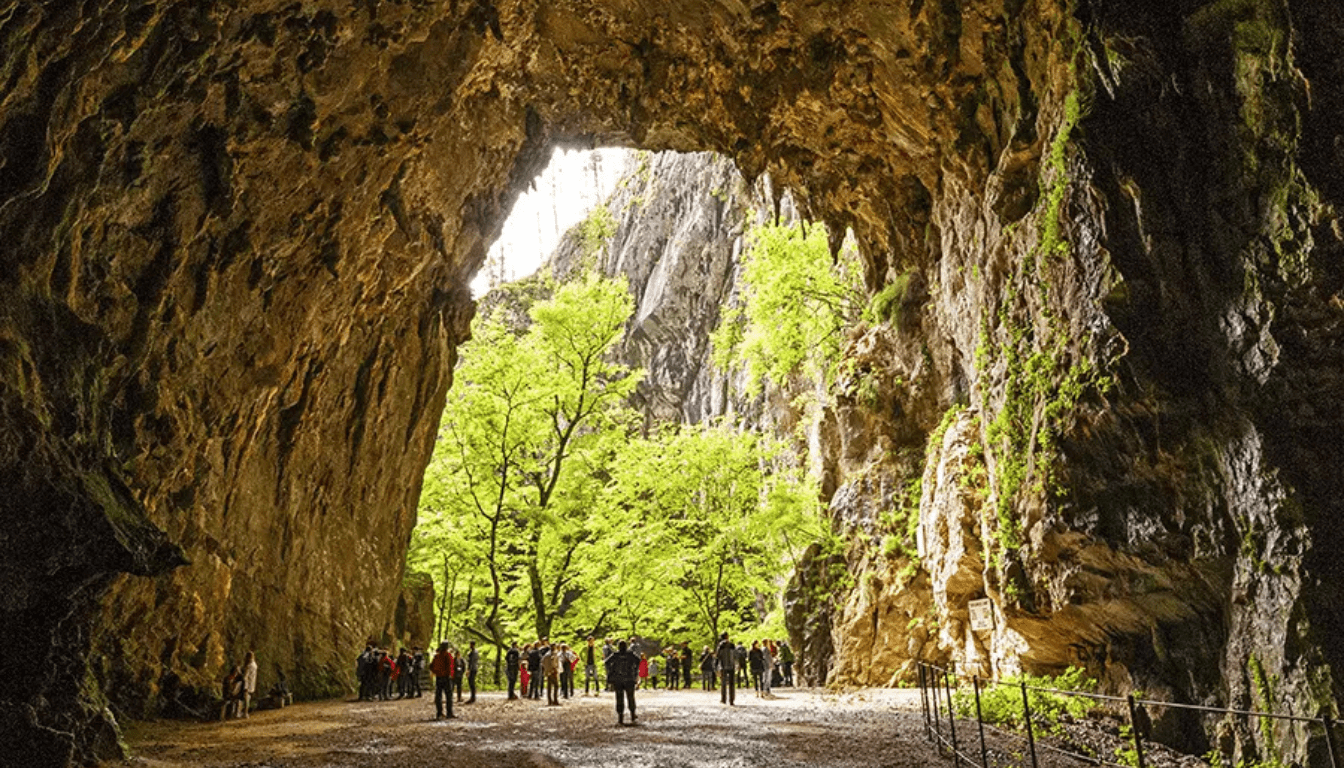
[710,221,867,396]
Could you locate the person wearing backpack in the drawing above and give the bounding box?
[377,650,395,700]
[716,634,737,705]
[527,643,544,699]
[779,641,795,686]
[411,647,425,698]
[604,640,640,725]
[542,646,561,705]
[396,648,414,699]
[700,646,716,691]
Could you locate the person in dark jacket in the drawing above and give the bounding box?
[505,643,521,699]
[605,640,641,725]
[396,648,414,699]
[716,633,737,705]
[735,643,748,687]
[410,647,425,698]
[466,641,479,703]
[748,641,764,695]
[681,642,693,689]
[779,641,795,686]
[356,646,375,701]
[453,652,466,701]
[700,646,716,690]
[528,644,544,699]
[663,648,679,690]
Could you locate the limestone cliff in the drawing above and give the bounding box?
[548,150,779,429]
[0,1,1341,766]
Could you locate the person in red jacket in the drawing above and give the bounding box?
[429,643,456,719]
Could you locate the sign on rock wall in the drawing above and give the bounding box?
[968,599,995,632]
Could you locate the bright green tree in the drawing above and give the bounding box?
[516,272,642,639]
[598,423,824,641]
[413,268,828,663]
[410,271,640,670]
[711,221,867,393]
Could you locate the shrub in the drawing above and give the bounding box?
[950,667,1098,735]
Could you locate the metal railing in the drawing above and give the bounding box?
[917,662,1340,768]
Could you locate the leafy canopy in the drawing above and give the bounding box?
[711,221,867,394]
[595,423,824,640]
[411,269,826,654]
[410,271,640,650]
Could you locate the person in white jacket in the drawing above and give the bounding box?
[242,651,258,718]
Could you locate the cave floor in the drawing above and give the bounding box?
[112,686,1161,768]
[114,686,942,768]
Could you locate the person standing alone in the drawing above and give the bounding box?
[430,642,456,719]
[716,633,736,705]
[605,640,640,725]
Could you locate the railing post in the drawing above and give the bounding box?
[920,664,931,737]
[945,665,961,767]
[1325,716,1339,768]
[1020,679,1039,768]
[931,665,944,750]
[1126,695,1147,768]
[974,675,990,768]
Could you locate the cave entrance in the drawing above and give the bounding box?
[400,147,836,688]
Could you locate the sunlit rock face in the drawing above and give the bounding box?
[549,151,759,428]
[0,1,1341,764]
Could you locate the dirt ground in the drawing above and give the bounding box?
[115,686,944,768]
[114,685,1204,768]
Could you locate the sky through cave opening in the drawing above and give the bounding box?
[471,146,633,297]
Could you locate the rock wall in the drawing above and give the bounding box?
[549,151,749,426]
[548,150,801,430]
[809,5,1344,765]
[384,571,436,652]
[0,1,1341,765]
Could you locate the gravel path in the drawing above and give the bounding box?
[115,686,1199,768]
[115,687,946,768]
